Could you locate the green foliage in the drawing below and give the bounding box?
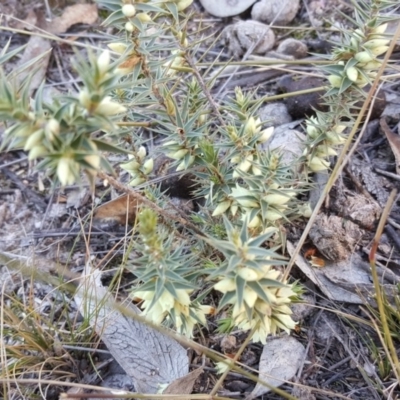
[0,0,398,347]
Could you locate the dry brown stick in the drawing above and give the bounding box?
[0,166,47,210]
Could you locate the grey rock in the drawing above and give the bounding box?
[277,38,308,59]
[258,102,292,127]
[222,20,275,58]
[251,0,300,25]
[199,0,257,18]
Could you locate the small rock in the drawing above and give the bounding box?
[251,0,300,25]
[258,102,292,127]
[264,128,306,166]
[221,335,237,353]
[199,0,257,18]
[249,336,306,398]
[277,38,308,59]
[222,20,275,58]
[290,293,315,322]
[309,214,363,261]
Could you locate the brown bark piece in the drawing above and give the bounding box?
[17,4,98,94]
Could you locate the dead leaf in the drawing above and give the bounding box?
[118,55,142,72]
[47,4,98,34]
[288,241,399,304]
[17,4,98,94]
[163,367,203,395]
[288,241,364,304]
[380,117,400,174]
[248,336,305,399]
[94,194,141,224]
[74,264,189,394]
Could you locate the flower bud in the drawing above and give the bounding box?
[364,39,390,49]
[327,75,342,88]
[212,200,231,216]
[238,267,259,281]
[169,149,188,160]
[243,116,259,136]
[354,51,374,63]
[257,126,274,143]
[316,145,337,157]
[214,278,236,293]
[362,59,382,70]
[130,176,145,186]
[265,208,283,221]
[96,97,127,116]
[176,155,195,171]
[306,122,319,139]
[263,192,293,206]
[136,13,151,23]
[247,214,261,228]
[252,164,262,176]
[84,154,101,169]
[57,157,77,186]
[28,145,47,160]
[122,4,136,17]
[24,129,44,151]
[308,155,330,172]
[165,95,176,116]
[137,146,147,161]
[79,89,91,109]
[121,159,140,172]
[372,23,387,35]
[334,124,346,134]
[346,66,358,82]
[230,204,238,216]
[237,156,253,173]
[355,74,369,88]
[370,45,389,56]
[108,42,128,54]
[235,198,259,208]
[143,158,154,174]
[125,22,134,32]
[97,50,110,76]
[298,202,312,218]
[45,118,60,141]
[177,0,193,11]
[243,287,258,307]
[326,130,346,145]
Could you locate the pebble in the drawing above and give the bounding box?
[199,0,257,18]
[222,20,275,58]
[251,0,300,25]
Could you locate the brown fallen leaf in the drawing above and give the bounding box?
[94,194,142,224]
[17,4,98,94]
[380,117,400,175]
[163,367,203,395]
[47,4,98,34]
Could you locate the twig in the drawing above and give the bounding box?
[0,166,47,210]
[97,171,205,237]
[374,167,400,182]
